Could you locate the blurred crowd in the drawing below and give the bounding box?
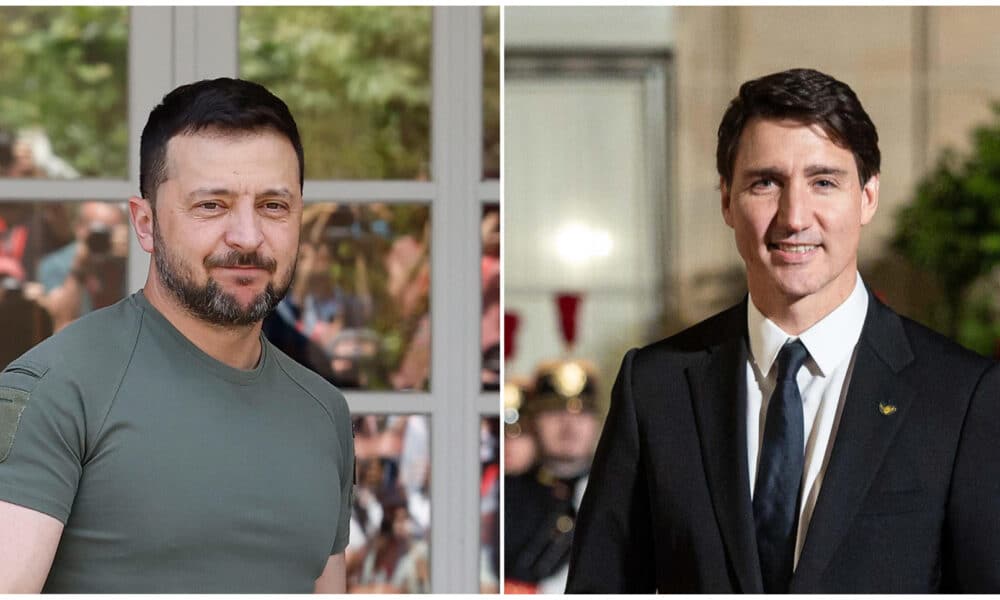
[344,414,500,594]
[263,203,501,393]
[481,206,501,391]
[346,415,431,593]
[480,416,501,593]
[0,128,128,369]
[503,359,602,594]
[261,204,432,391]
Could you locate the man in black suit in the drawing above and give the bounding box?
[566,68,1000,593]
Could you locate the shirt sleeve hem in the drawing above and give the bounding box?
[0,486,71,524]
[330,539,348,555]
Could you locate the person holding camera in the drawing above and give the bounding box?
[36,201,127,331]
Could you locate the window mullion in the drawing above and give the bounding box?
[194,7,238,79]
[127,7,173,293]
[429,6,485,593]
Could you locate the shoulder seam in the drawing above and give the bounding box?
[273,354,339,430]
[273,356,353,494]
[84,304,145,464]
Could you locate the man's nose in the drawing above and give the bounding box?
[224,202,264,250]
[777,181,810,231]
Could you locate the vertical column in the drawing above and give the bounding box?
[430,6,484,593]
[172,8,196,85]
[128,7,174,293]
[195,7,239,79]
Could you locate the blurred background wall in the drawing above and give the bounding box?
[505,5,1000,410]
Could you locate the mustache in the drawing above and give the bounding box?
[204,250,278,273]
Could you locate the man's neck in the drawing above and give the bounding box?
[749,272,860,336]
[142,277,263,370]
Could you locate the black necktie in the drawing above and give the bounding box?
[753,339,808,593]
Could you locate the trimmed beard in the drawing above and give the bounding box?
[152,216,295,327]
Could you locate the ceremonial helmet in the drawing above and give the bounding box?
[523,358,600,417]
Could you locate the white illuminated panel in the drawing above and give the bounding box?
[505,78,651,290]
[554,222,614,264]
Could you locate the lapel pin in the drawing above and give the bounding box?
[878,401,897,416]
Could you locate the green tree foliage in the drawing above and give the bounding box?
[894,103,1000,354]
[240,7,432,180]
[0,6,128,177]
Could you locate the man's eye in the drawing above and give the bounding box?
[751,178,775,190]
[263,202,287,211]
[200,201,221,210]
[815,179,836,188]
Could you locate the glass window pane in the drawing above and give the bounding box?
[482,204,500,390]
[262,203,430,391]
[0,7,129,179]
[348,414,430,593]
[480,415,500,593]
[0,201,129,368]
[239,7,432,180]
[482,6,500,179]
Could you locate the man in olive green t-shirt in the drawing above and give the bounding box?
[0,78,354,592]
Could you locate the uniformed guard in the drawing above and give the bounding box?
[503,359,601,594]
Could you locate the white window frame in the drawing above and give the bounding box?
[0,6,497,593]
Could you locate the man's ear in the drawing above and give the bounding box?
[721,178,735,229]
[860,174,879,226]
[129,196,154,253]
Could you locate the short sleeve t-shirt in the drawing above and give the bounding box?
[0,291,354,592]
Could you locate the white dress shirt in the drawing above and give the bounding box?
[745,272,868,568]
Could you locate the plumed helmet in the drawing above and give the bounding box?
[524,358,599,417]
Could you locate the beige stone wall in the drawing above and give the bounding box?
[672,6,1000,326]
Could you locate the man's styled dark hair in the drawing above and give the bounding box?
[139,77,304,202]
[716,68,880,187]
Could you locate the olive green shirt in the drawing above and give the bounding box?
[0,291,353,592]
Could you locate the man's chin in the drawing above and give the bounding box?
[171,284,280,327]
[771,267,857,305]
[776,282,820,302]
[219,277,289,306]
[763,270,826,301]
[222,288,270,308]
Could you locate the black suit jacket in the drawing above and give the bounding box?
[566,292,1000,593]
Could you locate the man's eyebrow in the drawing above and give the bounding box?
[739,165,851,180]
[257,188,293,198]
[804,165,849,177]
[185,187,296,199]
[740,167,787,181]
[187,187,235,199]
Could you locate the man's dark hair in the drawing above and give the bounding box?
[716,68,880,186]
[139,78,303,203]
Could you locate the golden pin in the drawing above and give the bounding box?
[878,402,897,416]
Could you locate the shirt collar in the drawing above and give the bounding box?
[747,272,869,378]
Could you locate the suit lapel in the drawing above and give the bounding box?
[790,295,916,591]
[688,302,764,593]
